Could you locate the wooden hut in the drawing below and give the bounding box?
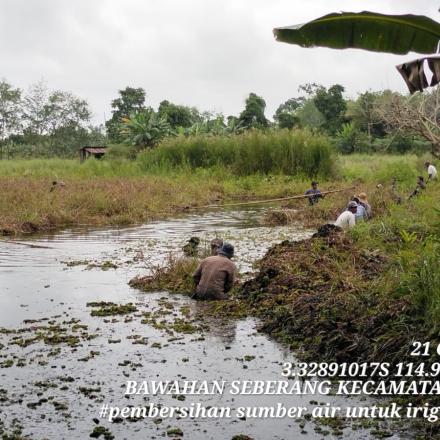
[79,146,107,162]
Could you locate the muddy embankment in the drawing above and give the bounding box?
[240,231,412,364]
[239,229,440,437]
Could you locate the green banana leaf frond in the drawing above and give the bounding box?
[274,11,440,55]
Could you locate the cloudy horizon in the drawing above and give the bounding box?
[0,0,437,123]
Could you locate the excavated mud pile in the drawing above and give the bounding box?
[241,232,415,364]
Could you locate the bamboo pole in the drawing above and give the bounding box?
[192,186,356,209]
[3,241,54,249]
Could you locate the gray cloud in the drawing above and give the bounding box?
[0,0,437,122]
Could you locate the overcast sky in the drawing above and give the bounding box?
[0,0,437,123]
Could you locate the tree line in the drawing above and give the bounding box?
[0,78,439,158]
[0,80,105,158]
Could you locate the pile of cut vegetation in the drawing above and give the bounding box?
[129,255,199,294]
[240,233,417,365]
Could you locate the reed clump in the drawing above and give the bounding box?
[136,129,335,178]
[129,254,199,294]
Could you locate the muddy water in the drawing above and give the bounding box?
[0,209,401,439]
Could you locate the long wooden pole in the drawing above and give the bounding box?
[193,186,356,209]
[3,241,54,249]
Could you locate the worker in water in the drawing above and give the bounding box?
[305,181,324,206]
[182,237,200,257]
[425,161,438,181]
[193,242,236,300]
[335,201,357,229]
[210,238,223,256]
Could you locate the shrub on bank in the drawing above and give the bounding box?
[136,129,335,178]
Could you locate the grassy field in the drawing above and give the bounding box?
[0,147,435,235]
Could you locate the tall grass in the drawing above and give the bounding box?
[339,154,432,187]
[0,157,143,178]
[349,186,440,331]
[136,129,335,178]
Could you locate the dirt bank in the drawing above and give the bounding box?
[240,232,418,364]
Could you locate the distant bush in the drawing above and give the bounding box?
[335,122,370,154]
[136,129,335,178]
[105,144,136,160]
[370,135,431,155]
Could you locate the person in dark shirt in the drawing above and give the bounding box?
[193,243,236,300]
[305,181,324,206]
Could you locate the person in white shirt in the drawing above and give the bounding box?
[335,201,357,229]
[425,161,438,180]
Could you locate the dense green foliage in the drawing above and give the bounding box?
[120,109,172,149]
[350,189,440,332]
[237,93,269,129]
[0,153,427,183]
[0,78,438,159]
[105,87,146,142]
[136,129,334,177]
[157,100,200,129]
[0,79,104,158]
[313,84,347,134]
[273,98,303,129]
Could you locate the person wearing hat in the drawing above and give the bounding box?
[335,201,357,229]
[304,181,324,206]
[192,242,236,300]
[357,192,372,219]
[425,161,438,180]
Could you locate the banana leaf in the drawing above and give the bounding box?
[274,11,440,55]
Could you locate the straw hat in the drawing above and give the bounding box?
[357,192,368,203]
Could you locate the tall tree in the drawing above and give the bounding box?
[274,97,304,129]
[238,93,269,129]
[45,90,91,134]
[106,87,146,142]
[158,100,199,128]
[296,99,325,129]
[22,80,50,136]
[313,84,347,134]
[346,91,385,141]
[22,81,91,136]
[0,80,22,141]
[374,87,440,157]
